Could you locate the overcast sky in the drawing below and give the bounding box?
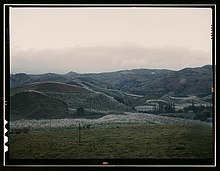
[10,7,212,74]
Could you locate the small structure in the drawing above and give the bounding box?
[135,99,175,113]
[135,103,159,112]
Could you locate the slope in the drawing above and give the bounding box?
[10,91,69,121]
[11,82,130,114]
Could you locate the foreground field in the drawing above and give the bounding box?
[9,123,213,159]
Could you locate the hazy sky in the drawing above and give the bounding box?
[10,7,212,74]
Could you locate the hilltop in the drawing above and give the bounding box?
[11,81,91,95]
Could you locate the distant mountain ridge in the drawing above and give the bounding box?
[11,65,213,97]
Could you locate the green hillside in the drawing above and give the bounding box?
[10,91,69,121]
[10,82,130,120]
[46,92,129,112]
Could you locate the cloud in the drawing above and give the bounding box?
[11,44,211,74]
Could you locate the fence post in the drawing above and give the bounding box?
[78,122,81,143]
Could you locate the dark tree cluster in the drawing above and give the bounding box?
[164,103,176,113]
[183,104,212,122]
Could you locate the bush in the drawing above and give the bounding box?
[11,128,29,134]
[21,127,29,134]
[77,107,85,115]
[194,109,212,121]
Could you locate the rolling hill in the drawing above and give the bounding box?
[162,65,213,97]
[10,65,213,120]
[10,82,130,120]
[10,91,69,121]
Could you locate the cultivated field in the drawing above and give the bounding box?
[10,113,208,129]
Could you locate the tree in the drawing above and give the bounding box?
[194,108,212,121]
[164,103,175,113]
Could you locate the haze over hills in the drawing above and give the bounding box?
[10,65,213,120]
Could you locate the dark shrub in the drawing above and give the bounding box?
[77,107,85,115]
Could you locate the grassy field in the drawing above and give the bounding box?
[9,123,213,159]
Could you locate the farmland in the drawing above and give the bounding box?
[9,113,213,159]
[8,65,214,161]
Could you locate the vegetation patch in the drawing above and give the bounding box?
[9,123,213,159]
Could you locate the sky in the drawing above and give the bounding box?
[10,7,212,74]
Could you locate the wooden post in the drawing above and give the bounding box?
[78,123,81,143]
